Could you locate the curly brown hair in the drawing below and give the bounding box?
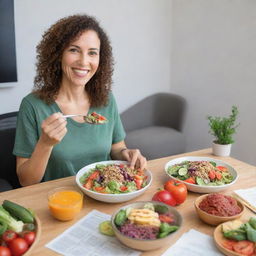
[33,14,114,107]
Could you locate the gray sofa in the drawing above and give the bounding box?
[121,93,187,160]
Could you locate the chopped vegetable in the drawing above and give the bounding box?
[99,221,115,236]
[0,206,24,233]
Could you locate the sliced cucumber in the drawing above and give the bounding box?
[178,167,188,176]
[196,177,206,185]
[99,221,115,236]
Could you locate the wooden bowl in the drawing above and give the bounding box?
[194,194,245,226]
[214,222,244,256]
[23,215,41,256]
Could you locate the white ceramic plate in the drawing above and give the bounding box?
[164,156,238,193]
[76,160,152,203]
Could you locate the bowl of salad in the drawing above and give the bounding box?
[75,161,152,203]
[111,201,182,251]
[165,156,238,193]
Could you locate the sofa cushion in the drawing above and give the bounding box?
[125,126,185,160]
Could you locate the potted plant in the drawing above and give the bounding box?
[207,106,239,156]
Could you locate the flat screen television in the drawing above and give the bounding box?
[0,0,17,83]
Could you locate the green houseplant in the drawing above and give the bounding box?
[207,106,239,156]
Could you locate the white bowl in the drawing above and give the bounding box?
[76,160,152,203]
[111,201,183,251]
[165,156,238,193]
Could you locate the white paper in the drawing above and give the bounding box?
[234,187,256,210]
[161,229,224,256]
[46,210,141,256]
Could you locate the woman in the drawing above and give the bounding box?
[13,14,146,186]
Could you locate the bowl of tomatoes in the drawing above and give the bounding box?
[76,160,152,203]
[0,200,41,256]
[165,156,238,193]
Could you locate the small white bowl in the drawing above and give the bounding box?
[111,201,183,251]
[76,160,152,203]
[165,156,238,193]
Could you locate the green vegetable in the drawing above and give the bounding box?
[3,200,34,223]
[158,223,179,238]
[0,220,7,235]
[245,223,256,242]
[114,210,127,226]
[210,161,216,167]
[23,223,36,231]
[196,177,206,185]
[178,167,188,176]
[249,217,256,229]
[154,205,169,214]
[0,206,24,233]
[107,181,120,191]
[223,229,247,241]
[99,221,115,236]
[167,166,180,176]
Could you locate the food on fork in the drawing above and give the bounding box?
[85,112,108,124]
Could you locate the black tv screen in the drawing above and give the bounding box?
[0,0,17,83]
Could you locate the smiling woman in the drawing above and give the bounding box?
[13,14,147,187]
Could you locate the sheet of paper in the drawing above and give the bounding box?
[46,210,141,256]
[234,187,256,212]
[161,229,224,256]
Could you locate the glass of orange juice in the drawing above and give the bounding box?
[48,186,83,221]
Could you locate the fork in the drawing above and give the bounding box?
[62,114,106,124]
[62,114,95,124]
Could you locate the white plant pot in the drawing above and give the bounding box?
[212,142,232,156]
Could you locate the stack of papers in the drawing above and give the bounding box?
[161,229,223,256]
[46,210,140,256]
[233,187,256,213]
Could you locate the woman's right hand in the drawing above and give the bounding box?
[39,112,67,146]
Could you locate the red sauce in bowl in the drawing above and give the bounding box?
[199,194,242,217]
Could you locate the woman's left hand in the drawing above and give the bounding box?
[121,148,147,170]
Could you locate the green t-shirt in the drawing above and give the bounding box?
[13,92,126,181]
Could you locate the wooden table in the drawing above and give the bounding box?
[1,148,256,255]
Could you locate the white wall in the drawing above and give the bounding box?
[0,0,172,113]
[171,0,256,165]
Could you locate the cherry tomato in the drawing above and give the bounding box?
[8,238,28,256]
[217,166,228,172]
[0,246,11,256]
[183,177,196,184]
[164,180,187,204]
[159,214,174,223]
[152,190,177,206]
[2,230,17,243]
[233,240,254,256]
[22,231,36,246]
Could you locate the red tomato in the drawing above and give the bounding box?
[152,190,177,206]
[183,177,196,184]
[215,172,222,180]
[83,179,93,189]
[8,238,28,256]
[164,180,187,204]
[208,170,216,180]
[233,240,254,256]
[22,231,36,246]
[120,186,128,191]
[0,246,11,256]
[222,240,237,251]
[217,166,228,172]
[159,215,174,223]
[2,230,17,243]
[88,171,100,180]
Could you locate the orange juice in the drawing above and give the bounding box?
[48,189,83,221]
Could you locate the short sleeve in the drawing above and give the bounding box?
[13,98,39,158]
[110,93,126,144]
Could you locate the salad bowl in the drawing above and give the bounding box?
[75,160,152,203]
[111,201,182,251]
[165,156,238,193]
